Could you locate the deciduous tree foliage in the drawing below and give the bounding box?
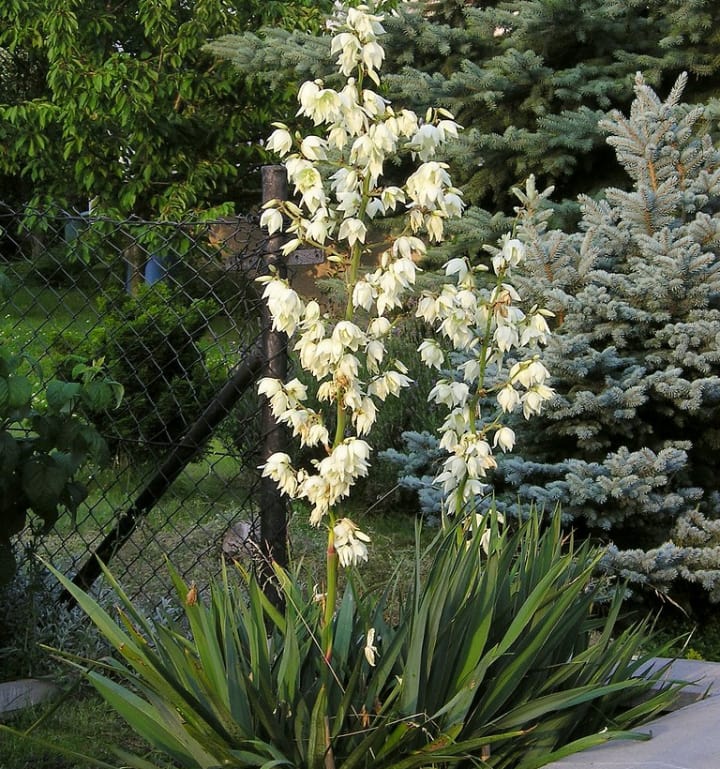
[0,0,331,217]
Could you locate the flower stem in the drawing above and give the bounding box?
[323,529,339,666]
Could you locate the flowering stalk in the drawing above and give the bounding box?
[324,527,338,663]
[418,235,555,518]
[256,0,553,713]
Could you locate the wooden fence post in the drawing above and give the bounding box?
[258,165,289,607]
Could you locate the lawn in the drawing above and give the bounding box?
[1,688,169,769]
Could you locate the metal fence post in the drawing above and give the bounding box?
[258,166,289,607]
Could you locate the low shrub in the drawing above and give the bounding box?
[0,338,122,585]
[41,514,684,769]
[53,283,227,461]
[0,561,112,681]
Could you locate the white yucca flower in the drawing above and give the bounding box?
[368,369,412,401]
[266,126,293,156]
[297,80,342,125]
[332,321,366,351]
[352,279,375,310]
[353,395,378,436]
[331,32,362,76]
[509,358,551,388]
[497,384,521,413]
[345,6,385,40]
[260,207,283,236]
[365,339,385,373]
[522,385,555,419]
[364,627,378,666]
[333,517,371,567]
[418,339,444,369]
[338,216,367,246]
[429,380,470,409]
[520,310,553,346]
[299,475,333,525]
[261,453,298,497]
[261,279,305,337]
[405,161,453,208]
[300,135,328,161]
[493,426,516,453]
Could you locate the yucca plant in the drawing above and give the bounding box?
[36,513,682,769]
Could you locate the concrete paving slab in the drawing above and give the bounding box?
[639,657,720,707]
[0,678,59,717]
[546,694,720,768]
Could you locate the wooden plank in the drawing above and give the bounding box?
[286,247,324,265]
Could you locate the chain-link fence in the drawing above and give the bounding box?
[1,192,291,610]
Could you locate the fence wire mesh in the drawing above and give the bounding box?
[1,204,279,609]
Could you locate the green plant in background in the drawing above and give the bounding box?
[489,74,720,607]
[0,0,335,216]
[0,560,114,681]
[41,514,683,769]
[385,73,720,609]
[55,283,225,461]
[0,340,122,585]
[0,692,166,769]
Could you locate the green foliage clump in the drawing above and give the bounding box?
[0,562,112,681]
[0,342,121,585]
[56,284,225,462]
[42,513,683,769]
[649,610,720,663]
[0,0,333,216]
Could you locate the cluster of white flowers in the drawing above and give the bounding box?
[416,236,554,515]
[259,8,463,262]
[333,517,371,567]
[257,2,554,561]
[257,2,465,565]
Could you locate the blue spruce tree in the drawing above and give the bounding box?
[388,74,720,603]
[494,74,720,603]
[209,0,720,228]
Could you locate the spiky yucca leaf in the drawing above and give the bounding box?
[37,512,684,769]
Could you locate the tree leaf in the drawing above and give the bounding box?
[46,379,81,413]
[22,454,68,520]
[7,373,31,409]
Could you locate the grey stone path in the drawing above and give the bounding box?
[0,678,59,716]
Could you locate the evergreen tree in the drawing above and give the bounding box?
[210,0,720,230]
[387,74,720,603]
[497,73,720,603]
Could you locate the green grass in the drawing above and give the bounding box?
[49,442,252,538]
[26,446,261,615]
[0,281,102,365]
[1,688,169,769]
[288,505,431,592]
